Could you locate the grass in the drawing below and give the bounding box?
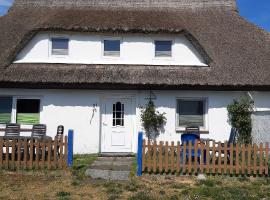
[0,154,270,199]
[71,154,98,180]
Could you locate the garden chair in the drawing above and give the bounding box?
[4,123,20,160]
[31,124,47,161]
[4,123,20,137]
[201,127,238,164]
[56,125,64,157]
[31,124,47,139]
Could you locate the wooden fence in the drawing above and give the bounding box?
[0,136,68,170]
[142,140,269,176]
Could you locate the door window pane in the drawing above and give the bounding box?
[0,97,12,124]
[51,38,69,55]
[104,40,120,57]
[16,99,40,125]
[155,40,172,57]
[113,102,124,126]
[177,100,204,127]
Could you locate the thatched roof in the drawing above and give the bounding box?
[0,0,269,90]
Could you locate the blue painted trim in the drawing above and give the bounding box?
[137,131,143,176]
[67,129,74,167]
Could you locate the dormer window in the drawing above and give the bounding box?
[155,40,172,57]
[104,39,120,57]
[51,38,69,55]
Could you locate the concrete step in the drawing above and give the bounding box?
[90,164,131,171]
[85,156,134,181]
[85,169,130,181]
[98,153,135,157]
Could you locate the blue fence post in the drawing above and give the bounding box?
[137,131,143,176]
[67,129,74,167]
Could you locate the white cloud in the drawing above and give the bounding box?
[0,0,14,8]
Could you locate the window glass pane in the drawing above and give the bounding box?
[178,100,204,127]
[16,99,40,125]
[155,41,172,57]
[112,101,124,126]
[104,40,120,56]
[0,97,12,124]
[52,38,69,55]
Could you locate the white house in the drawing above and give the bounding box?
[0,0,270,154]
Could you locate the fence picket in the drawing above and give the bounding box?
[241,144,246,175]
[147,141,151,172]
[59,136,63,169]
[35,141,40,169]
[265,143,269,176]
[41,141,45,169]
[224,142,228,174]
[183,142,186,174]
[194,140,198,174]
[200,143,204,173]
[188,141,192,174]
[247,144,251,175]
[64,136,68,168]
[235,143,239,175]
[5,140,9,169]
[47,139,52,169]
[206,141,210,174]
[259,143,263,175]
[0,139,2,169]
[165,142,169,173]
[158,141,162,172]
[212,142,216,174]
[153,141,157,173]
[29,139,34,169]
[170,142,174,173]
[17,139,21,169]
[23,139,27,169]
[229,143,233,174]
[253,144,257,176]
[53,137,58,169]
[142,140,146,172]
[177,142,180,173]
[218,142,222,174]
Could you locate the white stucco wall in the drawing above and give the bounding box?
[14,32,207,66]
[0,89,270,154]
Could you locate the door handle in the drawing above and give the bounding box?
[103,122,108,126]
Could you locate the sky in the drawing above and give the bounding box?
[0,0,269,32]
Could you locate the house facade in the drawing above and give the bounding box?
[0,0,270,153]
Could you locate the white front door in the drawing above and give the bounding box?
[101,98,133,152]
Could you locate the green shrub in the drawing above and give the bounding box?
[227,98,252,144]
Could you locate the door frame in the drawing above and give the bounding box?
[100,95,136,153]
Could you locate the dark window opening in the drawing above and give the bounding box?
[16,99,40,124]
[0,97,12,124]
[155,40,172,57]
[113,101,124,126]
[177,100,204,127]
[104,40,120,57]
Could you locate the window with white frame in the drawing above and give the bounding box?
[104,39,120,57]
[0,97,41,125]
[176,98,207,129]
[155,40,172,57]
[0,97,13,124]
[51,38,69,55]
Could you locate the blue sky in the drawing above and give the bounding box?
[0,0,269,32]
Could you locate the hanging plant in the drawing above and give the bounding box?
[141,100,167,143]
[227,97,252,144]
